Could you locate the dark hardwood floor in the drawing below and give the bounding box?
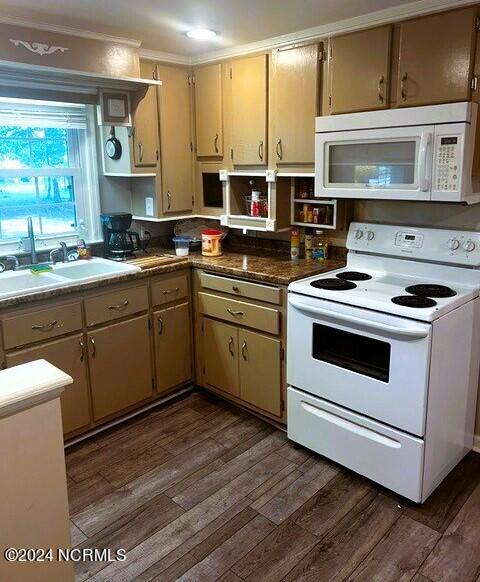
[65,390,480,581]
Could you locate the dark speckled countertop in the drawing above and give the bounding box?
[0,248,345,310]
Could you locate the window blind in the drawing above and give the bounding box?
[0,98,87,129]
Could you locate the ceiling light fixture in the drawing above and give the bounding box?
[186,28,217,40]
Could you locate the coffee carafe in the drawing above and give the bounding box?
[101,212,141,261]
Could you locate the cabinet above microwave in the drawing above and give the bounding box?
[314,102,480,204]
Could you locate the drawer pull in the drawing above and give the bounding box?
[158,315,164,335]
[227,308,244,317]
[241,341,248,361]
[89,336,96,358]
[79,338,85,362]
[162,287,180,295]
[31,320,57,331]
[232,286,240,293]
[108,300,129,311]
[228,336,235,356]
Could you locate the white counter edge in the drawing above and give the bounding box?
[0,359,73,420]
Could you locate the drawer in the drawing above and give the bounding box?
[198,292,280,335]
[199,271,281,305]
[85,284,148,327]
[151,272,188,306]
[287,387,424,502]
[2,302,82,349]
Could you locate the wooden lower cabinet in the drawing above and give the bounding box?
[5,334,90,435]
[153,302,192,393]
[203,318,239,397]
[88,315,153,421]
[239,329,282,417]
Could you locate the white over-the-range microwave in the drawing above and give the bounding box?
[315,102,480,204]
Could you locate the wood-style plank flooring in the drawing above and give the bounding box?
[65,390,480,581]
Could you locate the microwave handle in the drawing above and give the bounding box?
[418,131,432,192]
[288,295,429,339]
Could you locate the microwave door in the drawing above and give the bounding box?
[315,126,434,201]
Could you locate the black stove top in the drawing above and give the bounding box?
[405,284,457,298]
[336,271,373,282]
[392,295,437,308]
[310,278,357,291]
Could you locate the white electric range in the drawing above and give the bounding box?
[287,222,480,502]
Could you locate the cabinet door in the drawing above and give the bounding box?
[153,302,192,393]
[231,54,268,166]
[239,329,281,417]
[329,25,392,114]
[157,64,194,213]
[396,7,476,107]
[194,63,223,158]
[5,334,90,435]
[133,61,159,167]
[88,315,153,421]
[272,43,320,165]
[203,318,239,396]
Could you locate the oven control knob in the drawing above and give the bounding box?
[447,238,460,251]
[366,231,375,241]
[354,229,363,240]
[463,240,475,252]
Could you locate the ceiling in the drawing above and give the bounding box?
[0,0,422,56]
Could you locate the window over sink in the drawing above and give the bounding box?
[0,98,101,253]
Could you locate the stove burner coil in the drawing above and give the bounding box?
[336,271,372,281]
[310,278,357,291]
[405,284,456,298]
[391,295,437,308]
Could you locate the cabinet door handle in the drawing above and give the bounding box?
[108,299,129,311]
[79,338,85,362]
[241,341,248,361]
[138,143,144,162]
[89,336,96,358]
[400,72,408,101]
[228,336,235,356]
[377,75,385,103]
[158,315,164,335]
[276,138,283,160]
[167,191,172,210]
[258,140,264,162]
[232,285,240,293]
[162,287,180,295]
[214,133,219,154]
[227,308,244,317]
[31,320,57,331]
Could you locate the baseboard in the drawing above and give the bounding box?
[474,434,480,453]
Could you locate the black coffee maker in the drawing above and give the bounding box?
[101,212,141,261]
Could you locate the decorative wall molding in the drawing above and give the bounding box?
[9,39,68,56]
[0,14,141,48]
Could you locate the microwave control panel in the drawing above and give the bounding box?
[434,136,460,191]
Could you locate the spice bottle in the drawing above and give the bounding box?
[312,230,329,262]
[290,227,300,260]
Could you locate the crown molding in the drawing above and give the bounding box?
[0,14,141,48]
[138,48,192,66]
[191,0,476,64]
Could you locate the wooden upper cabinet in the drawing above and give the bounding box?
[230,54,268,166]
[133,61,159,167]
[329,25,392,114]
[271,43,320,165]
[194,63,223,158]
[396,7,477,107]
[157,64,194,213]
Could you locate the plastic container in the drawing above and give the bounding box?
[202,229,224,257]
[172,236,191,256]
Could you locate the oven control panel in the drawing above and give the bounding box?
[434,136,461,192]
[347,222,480,266]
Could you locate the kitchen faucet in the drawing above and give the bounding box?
[26,216,37,264]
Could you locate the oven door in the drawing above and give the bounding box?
[315,125,434,200]
[287,294,432,436]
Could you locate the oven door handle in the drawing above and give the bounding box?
[288,295,430,339]
[418,131,432,192]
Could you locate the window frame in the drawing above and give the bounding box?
[0,104,101,255]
